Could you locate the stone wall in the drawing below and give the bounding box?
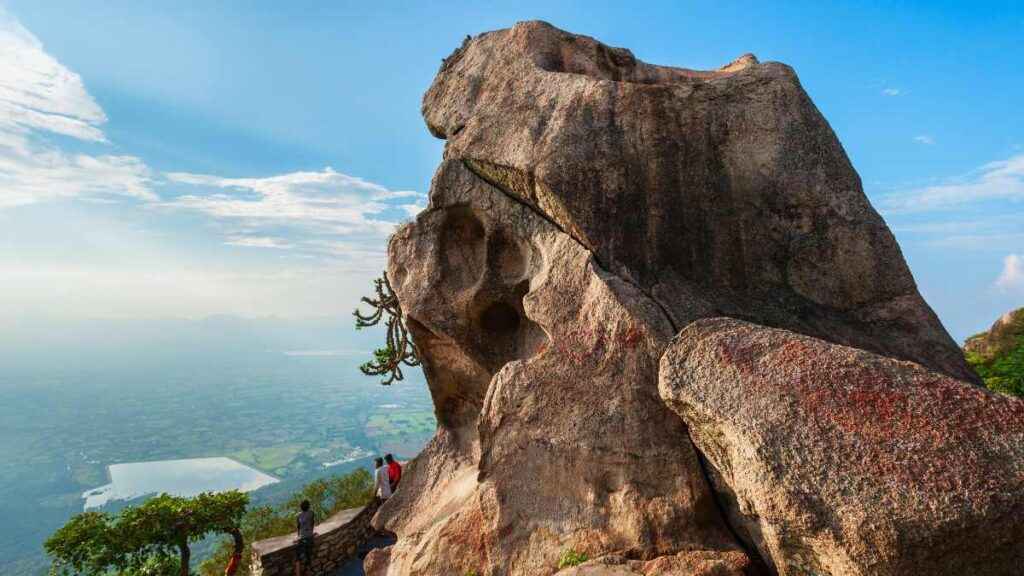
[251,501,380,576]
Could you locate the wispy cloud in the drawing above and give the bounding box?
[891,214,1024,249]
[913,135,935,145]
[881,154,1024,213]
[0,8,155,207]
[995,254,1024,292]
[882,87,902,96]
[0,9,425,319]
[224,236,293,249]
[163,168,424,238]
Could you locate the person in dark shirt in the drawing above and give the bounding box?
[385,453,402,493]
[294,500,315,575]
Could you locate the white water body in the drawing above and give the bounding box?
[83,457,278,510]
[322,447,373,468]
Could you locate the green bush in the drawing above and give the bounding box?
[45,491,248,576]
[45,469,373,576]
[199,469,373,576]
[557,548,589,569]
[966,336,1024,397]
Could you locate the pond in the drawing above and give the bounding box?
[83,456,279,510]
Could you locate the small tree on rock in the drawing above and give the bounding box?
[353,272,420,385]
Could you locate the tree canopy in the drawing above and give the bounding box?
[45,491,248,576]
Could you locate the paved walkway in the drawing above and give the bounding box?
[330,533,396,576]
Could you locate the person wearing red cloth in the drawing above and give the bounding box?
[385,453,402,493]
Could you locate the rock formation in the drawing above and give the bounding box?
[660,318,1024,575]
[368,159,750,574]
[364,20,1015,576]
[420,20,975,383]
[964,307,1024,362]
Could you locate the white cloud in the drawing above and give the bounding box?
[913,135,935,145]
[0,9,106,141]
[0,8,155,207]
[882,88,902,96]
[224,236,293,249]
[0,10,422,320]
[0,141,155,207]
[881,153,1024,213]
[995,254,1024,292]
[164,168,423,237]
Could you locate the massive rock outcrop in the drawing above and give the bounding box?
[367,160,752,575]
[660,318,1024,575]
[420,20,974,383]
[365,21,996,576]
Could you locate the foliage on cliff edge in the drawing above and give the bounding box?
[965,308,1024,397]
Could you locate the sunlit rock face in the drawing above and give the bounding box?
[368,160,750,575]
[660,318,1024,576]
[420,20,973,383]
[365,20,981,575]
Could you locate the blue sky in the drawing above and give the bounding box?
[0,1,1021,340]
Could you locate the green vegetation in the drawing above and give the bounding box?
[557,548,589,569]
[966,342,1024,397]
[230,445,307,473]
[354,273,421,385]
[45,491,248,576]
[199,469,373,576]
[965,309,1024,398]
[43,470,373,576]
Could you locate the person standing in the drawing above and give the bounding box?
[374,457,392,500]
[385,453,402,493]
[294,500,315,576]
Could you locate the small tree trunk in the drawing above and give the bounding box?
[225,527,244,576]
[179,540,191,576]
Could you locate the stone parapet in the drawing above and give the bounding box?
[251,501,380,576]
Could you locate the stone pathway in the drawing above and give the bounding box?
[330,533,396,576]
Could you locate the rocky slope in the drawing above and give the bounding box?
[364,21,1018,576]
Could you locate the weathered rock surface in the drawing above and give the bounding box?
[423,20,974,384]
[555,550,755,576]
[364,20,998,576]
[369,159,749,575]
[660,318,1024,576]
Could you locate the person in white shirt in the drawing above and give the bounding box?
[374,457,392,500]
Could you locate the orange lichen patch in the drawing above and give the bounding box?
[619,324,644,348]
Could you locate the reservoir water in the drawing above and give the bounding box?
[83,456,279,510]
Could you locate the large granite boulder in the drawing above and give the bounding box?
[367,160,750,575]
[364,20,988,576]
[423,20,974,383]
[660,318,1024,576]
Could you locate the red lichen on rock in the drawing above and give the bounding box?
[661,317,1024,575]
